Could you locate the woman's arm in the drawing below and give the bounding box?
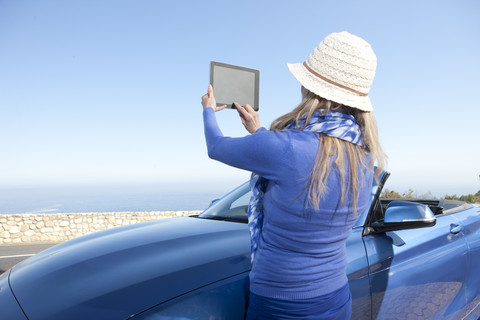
[203,107,290,181]
[201,85,290,180]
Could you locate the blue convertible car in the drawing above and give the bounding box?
[1,173,479,319]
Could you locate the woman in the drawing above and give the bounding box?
[201,31,386,319]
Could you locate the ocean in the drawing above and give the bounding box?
[0,185,224,214]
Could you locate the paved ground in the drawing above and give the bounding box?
[0,243,58,275]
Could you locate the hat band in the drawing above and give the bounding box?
[303,62,368,97]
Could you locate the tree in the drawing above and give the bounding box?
[382,190,480,203]
[444,194,459,200]
[445,191,480,204]
[381,189,402,198]
[402,189,415,199]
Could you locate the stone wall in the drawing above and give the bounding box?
[0,211,201,245]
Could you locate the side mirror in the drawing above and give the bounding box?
[369,201,436,234]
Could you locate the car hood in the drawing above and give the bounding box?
[9,216,251,320]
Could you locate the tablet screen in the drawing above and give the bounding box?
[210,61,259,111]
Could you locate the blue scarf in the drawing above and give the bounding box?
[248,110,366,262]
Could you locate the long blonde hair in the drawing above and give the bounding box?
[270,87,387,214]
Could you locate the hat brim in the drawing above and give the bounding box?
[287,62,374,112]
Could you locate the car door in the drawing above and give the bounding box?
[346,172,387,320]
[347,227,374,320]
[443,202,480,319]
[362,196,470,319]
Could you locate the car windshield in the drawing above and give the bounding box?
[197,182,251,223]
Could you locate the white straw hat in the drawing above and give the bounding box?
[287,31,377,111]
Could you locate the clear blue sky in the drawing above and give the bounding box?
[0,0,479,196]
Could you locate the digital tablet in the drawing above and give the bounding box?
[210,61,259,111]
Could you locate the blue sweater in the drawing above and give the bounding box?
[203,108,373,300]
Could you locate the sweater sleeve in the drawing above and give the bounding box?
[203,108,290,181]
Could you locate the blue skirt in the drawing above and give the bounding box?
[246,283,352,320]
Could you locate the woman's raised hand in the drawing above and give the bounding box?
[234,102,260,134]
[201,85,227,112]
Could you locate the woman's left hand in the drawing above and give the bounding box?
[202,85,226,112]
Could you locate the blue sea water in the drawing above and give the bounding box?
[0,185,224,214]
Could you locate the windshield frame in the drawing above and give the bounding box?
[197,182,250,223]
